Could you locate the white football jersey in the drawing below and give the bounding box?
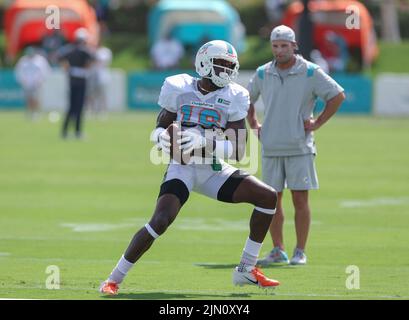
[158,74,249,129]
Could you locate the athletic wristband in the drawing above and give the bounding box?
[214,140,234,159]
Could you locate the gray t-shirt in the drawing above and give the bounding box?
[248,55,344,156]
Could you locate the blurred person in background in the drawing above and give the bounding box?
[93,0,111,36]
[247,25,345,265]
[86,44,113,118]
[41,29,67,67]
[15,46,51,120]
[265,0,287,27]
[321,31,350,73]
[259,0,287,38]
[57,28,95,139]
[310,48,329,74]
[150,34,185,70]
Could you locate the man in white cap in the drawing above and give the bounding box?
[247,25,345,265]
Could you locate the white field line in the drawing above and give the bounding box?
[0,236,130,242]
[0,256,161,264]
[60,223,136,232]
[340,197,409,208]
[60,219,249,233]
[0,298,44,300]
[59,218,322,233]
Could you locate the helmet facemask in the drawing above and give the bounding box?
[195,40,239,88]
[206,58,239,88]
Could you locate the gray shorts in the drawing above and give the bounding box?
[262,154,319,192]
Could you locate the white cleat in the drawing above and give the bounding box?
[233,266,280,288]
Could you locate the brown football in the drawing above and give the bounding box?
[166,123,191,165]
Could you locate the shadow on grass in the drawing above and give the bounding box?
[100,263,285,299]
[193,263,293,270]
[102,291,253,300]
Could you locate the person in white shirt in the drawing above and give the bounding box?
[150,35,185,70]
[265,0,287,26]
[15,47,51,119]
[87,45,112,117]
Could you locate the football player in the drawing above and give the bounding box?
[100,40,280,295]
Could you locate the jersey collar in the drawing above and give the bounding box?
[269,55,305,76]
[194,79,222,100]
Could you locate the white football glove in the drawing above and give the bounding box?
[151,127,171,154]
[177,128,207,155]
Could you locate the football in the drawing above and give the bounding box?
[166,123,191,165]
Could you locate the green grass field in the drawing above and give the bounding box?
[0,111,408,300]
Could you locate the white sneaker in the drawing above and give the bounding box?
[290,248,307,265]
[257,247,289,265]
[232,266,280,288]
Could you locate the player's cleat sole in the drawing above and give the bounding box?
[289,257,307,265]
[99,281,119,295]
[233,266,280,289]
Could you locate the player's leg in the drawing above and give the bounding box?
[62,106,75,138]
[27,94,36,119]
[97,84,108,116]
[26,90,40,120]
[100,180,189,295]
[62,83,76,138]
[124,187,187,263]
[269,191,284,249]
[286,154,318,265]
[200,167,276,241]
[258,156,289,264]
[32,90,40,114]
[74,82,86,138]
[230,174,277,242]
[100,163,193,295]
[230,174,280,287]
[291,190,310,261]
[257,191,289,265]
[199,166,280,288]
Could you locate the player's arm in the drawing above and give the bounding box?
[55,45,70,71]
[246,103,262,139]
[224,118,247,162]
[156,108,177,129]
[305,68,345,131]
[247,70,262,139]
[59,60,69,72]
[247,103,261,129]
[304,92,345,131]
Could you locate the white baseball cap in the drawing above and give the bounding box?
[74,28,89,42]
[270,25,296,43]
